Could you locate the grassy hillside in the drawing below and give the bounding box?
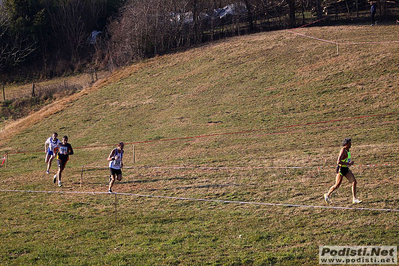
[0,25,398,265]
[0,71,111,122]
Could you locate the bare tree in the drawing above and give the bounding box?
[243,0,255,32]
[106,1,146,68]
[0,6,9,70]
[0,5,37,72]
[44,0,107,69]
[48,0,87,66]
[107,0,181,68]
[287,0,296,27]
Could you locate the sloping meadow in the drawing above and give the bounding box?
[0,25,398,265]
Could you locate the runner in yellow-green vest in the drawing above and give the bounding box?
[324,138,362,204]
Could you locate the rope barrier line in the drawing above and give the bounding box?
[252,120,398,140]
[0,189,398,212]
[288,29,338,44]
[340,40,399,45]
[288,17,399,45]
[289,29,399,45]
[288,18,337,44]
[80,112,398,147]
[4,112,396,155]
[294,17,328,29]
[79,163,397,171]
[46,120,398,172]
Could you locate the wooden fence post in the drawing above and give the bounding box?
[133,145,136,164]
[80,165,84,187]
[114,193,118,224]
[90,69,94,83]
[32,83,35,97]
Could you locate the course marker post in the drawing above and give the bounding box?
[133,145,136,164]
[1,153,5,168]
[336,42,339,56]
[114,193,118,224]
[2,83,5,101]
[80,166,84,187]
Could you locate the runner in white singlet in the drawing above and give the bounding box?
[107,142,124,193]
[44,132,61,174]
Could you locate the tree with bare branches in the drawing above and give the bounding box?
[0,3,37,73]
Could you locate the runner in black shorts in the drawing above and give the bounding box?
[54,136,74,187]
[44,132,61,174]
[107,142,124,193]
[324,138,362,204]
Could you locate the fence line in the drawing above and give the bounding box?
[3,112,397,156]
[288,17,399,56]
[80,163,397,171]
[289,16,399,45]
[0,189,398,213]
[288,29,399,45]
[76,163,396,187]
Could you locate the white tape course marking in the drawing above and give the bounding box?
[80,163,397,172]
[1,189,398,212]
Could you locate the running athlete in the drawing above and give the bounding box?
[324,138,362,204]
[107,142,124,193]
[44,132,61,174]
[54,136,74,187]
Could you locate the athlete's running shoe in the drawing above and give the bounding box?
[58,181,62,187]
[324,193,331,204]
[53,175,57,183]
[108,189,112,193]
[46,170,49,174]
[352,198,362,204]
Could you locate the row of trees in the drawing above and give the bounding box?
[104,0,320,69]
[0,0,124,79]
[0,0,321,78]
[1,0,397,81]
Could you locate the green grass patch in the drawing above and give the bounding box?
[0,25,398,265]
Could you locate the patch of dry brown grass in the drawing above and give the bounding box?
[0,63,151,145]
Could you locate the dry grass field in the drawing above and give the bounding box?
[0,25,398,265]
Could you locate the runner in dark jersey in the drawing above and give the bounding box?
[54,136,74,187]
